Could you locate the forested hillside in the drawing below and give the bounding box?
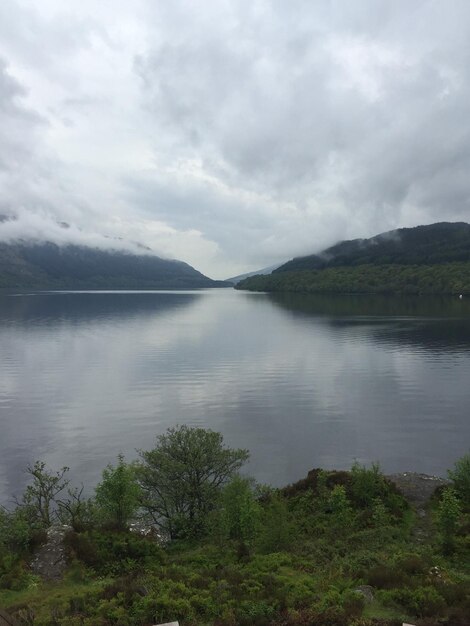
[275,222,470,273]
[0,242,227,289]
[237,223,470,295]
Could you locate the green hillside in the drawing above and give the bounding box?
[275,222,470,273]
[0,242,228,289]
[237,223,470,295]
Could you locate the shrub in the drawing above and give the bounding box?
[350,462,386,508]
[64,529,163,573]
[366,563,406,588]
[437,487,461,554]
[448,452,470,505]
[382,585,446,617]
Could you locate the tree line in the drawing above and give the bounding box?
[236,262,470,295]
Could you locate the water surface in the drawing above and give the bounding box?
[0,289,469,502]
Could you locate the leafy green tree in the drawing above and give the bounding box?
[437,487,461,554]
[219,475,261,545]
[448,452,470,505]
[95,454,141,530]
[137,425,249,538]
[21,461,69,527]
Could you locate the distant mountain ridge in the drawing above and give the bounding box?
[0,241,228,289]
[275,222,470,273]
[237,222,470,295]
[225,263,283,285]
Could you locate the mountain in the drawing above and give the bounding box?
[0,241,229,289]
[275,222,470,273]
[236,222,470,295]
[225,263,283,285]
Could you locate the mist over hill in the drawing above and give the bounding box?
[275,222,470,273]
[237,222,470,295]
[0,241,228,289]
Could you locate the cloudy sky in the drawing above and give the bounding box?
[1,0,470,278]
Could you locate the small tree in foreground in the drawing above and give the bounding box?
[95,454,141,530]
[21,461,69,528]
[57,485,97,531]
[137,425,249,538]
[219,475,261,545]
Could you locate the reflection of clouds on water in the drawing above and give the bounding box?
[0,290,469,501]
[0,291,204,499]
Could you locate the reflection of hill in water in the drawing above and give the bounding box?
[269,292,470,352]
[364,319,470,352]
[0,291,201,326]
[269,292,470,317]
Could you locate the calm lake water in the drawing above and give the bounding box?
[1,289,469,502]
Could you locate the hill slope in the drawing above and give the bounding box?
[0,241,227,289]
[237,222,470,295]
[225,263,283,285]
[275,222,470,273]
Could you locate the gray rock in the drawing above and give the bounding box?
[354,585,374,603]
[30,524,71,581]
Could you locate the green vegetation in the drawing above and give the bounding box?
[0,242,228,289]
[237,222,470,295]
[136,426,249,539]
[236,261,470,295]
[275,222,470,273]
[0,427,469,626]
[95,455,141,532]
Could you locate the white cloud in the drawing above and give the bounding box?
[0,0,470,278]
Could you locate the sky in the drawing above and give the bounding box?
[1,1,470,279]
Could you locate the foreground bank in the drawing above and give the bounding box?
[0,427,469,626]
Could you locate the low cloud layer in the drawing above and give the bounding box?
[1,1,469,277]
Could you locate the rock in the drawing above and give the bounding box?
[30,524,71,581]
[386,472,449,509]
[354,585,374,603]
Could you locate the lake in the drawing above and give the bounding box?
[0,289,469,502]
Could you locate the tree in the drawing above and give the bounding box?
[219,475,261,545]
[21,461,69,527]
[57,485,97,531]
[95,454,141,530]
[137,425,249,538]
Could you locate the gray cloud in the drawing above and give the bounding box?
[0,0,470,277]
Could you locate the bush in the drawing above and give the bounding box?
[350,462,386,508]
[437,487,461,554]
[381,585,446,617]
[235,600,275,625]
[448,452,470,505]
[366,563,406,589]
[64,529,163,573]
